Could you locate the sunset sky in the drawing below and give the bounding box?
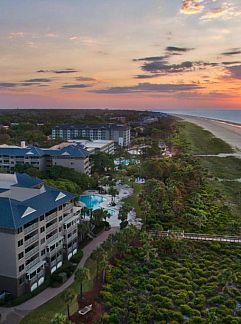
[0,0,241,110]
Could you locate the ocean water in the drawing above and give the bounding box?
[157,109,241,124]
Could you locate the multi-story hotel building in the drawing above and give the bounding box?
[0,144,91,175]
[0,173,80,297]
[51,124,131,147]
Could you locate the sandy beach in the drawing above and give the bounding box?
[176,115,241,152]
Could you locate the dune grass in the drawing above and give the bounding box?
[180,122,234,154]
[199,156,241,180]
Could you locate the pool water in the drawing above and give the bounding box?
[80,195,106,209]
[106,208,117,216]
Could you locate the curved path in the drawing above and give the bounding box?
[0,227,119,324]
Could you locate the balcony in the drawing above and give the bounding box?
[25,246,39,259]
[46,211,57,223]
[25,234,39,247]
[24,222,38,235]
[26,257,41,271]
[46,233,58,244]
[46,222,58,234]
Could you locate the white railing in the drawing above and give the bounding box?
[24,223,38,235]
[149,230,241,244]
[25,234,39,247]
[25,246,39,259]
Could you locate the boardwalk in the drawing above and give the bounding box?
[150,230,241,244]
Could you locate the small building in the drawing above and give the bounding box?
[0,173,80,297]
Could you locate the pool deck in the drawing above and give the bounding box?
[80,186,134,227]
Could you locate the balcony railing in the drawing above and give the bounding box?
[46,223,58,234]
[25,246,39,259]
[24,223,38,235]
[25,234,39,247]
[46,212,57,223]
[26,257,40,271]
[46,233,58,244]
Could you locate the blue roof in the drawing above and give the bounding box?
[0,145,89,159]
[0,173,76,230]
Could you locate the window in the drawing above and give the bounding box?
[40,215,44,221]
[17,227,23,234]
[59,216,63,222]
[18,252,24,260]
[40,238,45,245]
[40,226,45,233]
[19,264,24,272]
[41,249,45,256]
[59,227,62,232]
[18,239,23,247]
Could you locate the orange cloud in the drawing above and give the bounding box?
[180,0,204,15]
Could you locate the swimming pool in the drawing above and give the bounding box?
[106,208,120,227]
[80,195,106,209]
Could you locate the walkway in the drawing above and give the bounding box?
[150,230,241,243]
[0,227,119,324]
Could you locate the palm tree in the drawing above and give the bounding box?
[108,186,118,204]
[75,267,90,300]
[100,251,109,284]
[62,289,76,319]
[51,313,69,324]
[92,247,104,276]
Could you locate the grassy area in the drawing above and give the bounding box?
[180,122,234,154]
[199,156,241,180]
[123,183,143,218]
[21,258,97,324]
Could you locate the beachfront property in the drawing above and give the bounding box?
[50,139,115,155]
[0,143,91,175]
[0,173,80,297]
[51,124,131,147]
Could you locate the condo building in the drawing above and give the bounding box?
[0,173,80,297]
[51,124,131,147]
[0,144,91,175]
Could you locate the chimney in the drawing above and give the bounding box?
[21,141,26,148]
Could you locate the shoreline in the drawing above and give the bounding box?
[173,114,241,152]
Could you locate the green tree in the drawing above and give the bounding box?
[75,267,90,299]
[62,289,76,319]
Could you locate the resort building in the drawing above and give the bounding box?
[50,139,115,155]
[0,143,91,175]
[0,173,80,297]
[51,124,131,147]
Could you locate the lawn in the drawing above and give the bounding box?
[180,122,234,154]
[21,258,97,324]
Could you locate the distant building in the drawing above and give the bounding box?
[51,124,131,147]
[0,173,80,297]
[0,143,91,174]
[51,139,115,155]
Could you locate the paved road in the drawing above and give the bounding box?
[0,227,119,324]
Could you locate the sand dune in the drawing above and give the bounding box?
[176,115,241,152]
